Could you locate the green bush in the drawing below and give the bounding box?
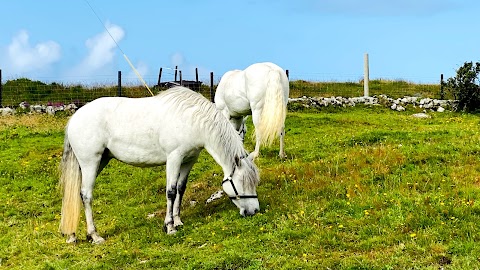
[444,61,480,112]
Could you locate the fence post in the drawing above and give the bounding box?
[0,69,2,107]
[179,71,183,86]
[117,71,122,97]
[440,74,445,99]
[210,72,214,102]
[286,69,289,79]
[364,53,369,97]
[174,66,178,82]
[195,68,199,83]
[158,68,163,86]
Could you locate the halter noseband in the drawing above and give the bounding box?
[222,165,258,200]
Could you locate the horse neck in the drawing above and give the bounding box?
[203,126,245,177]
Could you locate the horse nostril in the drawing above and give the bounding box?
[242,209,247,216]
[254,208,259,214]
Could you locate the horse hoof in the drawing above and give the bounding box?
[173,217,184,228]
[88,233,105,244]
[164,223,177,234]
[66,235,77,244]
[92,237,105,244]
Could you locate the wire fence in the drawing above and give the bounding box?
[0,68,447,108]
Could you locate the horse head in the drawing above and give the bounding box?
[222,155,260,216]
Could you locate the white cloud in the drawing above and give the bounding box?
[3,30,61,75]
[69,23,125,77]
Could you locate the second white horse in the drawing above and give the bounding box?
[214,62,289,159]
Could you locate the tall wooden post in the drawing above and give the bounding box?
[195,68,199,82]
[364,53,369,97]
[174,66,178,82]
[179,71,183,86]
[0,69,2,107]
[157,68,163,86]
[210,72,214,102]
[440,74,445,99]
[286,69,289,79]
[117,71,122,97]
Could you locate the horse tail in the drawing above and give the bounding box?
[59,131,82,235]
[257,69,289,146]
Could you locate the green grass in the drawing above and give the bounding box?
[1,107,480,269]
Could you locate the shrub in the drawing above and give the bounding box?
[444,61,480,112]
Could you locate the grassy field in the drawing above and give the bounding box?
[1,105,480,269]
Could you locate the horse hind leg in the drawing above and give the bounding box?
[279,126,286,159]
[80,158,108,244]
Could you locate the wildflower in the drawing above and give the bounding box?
[338,224,344,228]
[410,233,416,238]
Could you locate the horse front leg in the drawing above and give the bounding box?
[172,160,196,229]
[164,154,182,234]
[230,117,246,142]
[249,111,262,160]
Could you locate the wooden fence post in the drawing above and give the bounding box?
[179,71,183,86]
[210,72,214,102]
[364,53,369,97]
[158,68,163,86]
[195,68,199,83]
[117,71,122,97]
[0,69,2,107]
[286,69,289,79]
[174,66,178,82]
[440,74,445,99]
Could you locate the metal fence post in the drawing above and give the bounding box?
[117,71,122,97]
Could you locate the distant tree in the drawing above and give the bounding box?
[444,61,480,112]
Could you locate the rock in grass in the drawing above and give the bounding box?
[0,107,15,116]
[412,113,431,118]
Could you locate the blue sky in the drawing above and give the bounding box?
[1,0,479,84]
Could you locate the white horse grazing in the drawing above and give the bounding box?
[214,62,289,159]
[59,86,260,244]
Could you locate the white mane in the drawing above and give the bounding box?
[159,87,259,187]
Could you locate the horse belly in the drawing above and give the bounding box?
[107,140,167,167]
[224,95,251,117]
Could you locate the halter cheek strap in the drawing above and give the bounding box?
[222,165,257,200]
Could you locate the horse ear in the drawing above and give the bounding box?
[235,155,241,167]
